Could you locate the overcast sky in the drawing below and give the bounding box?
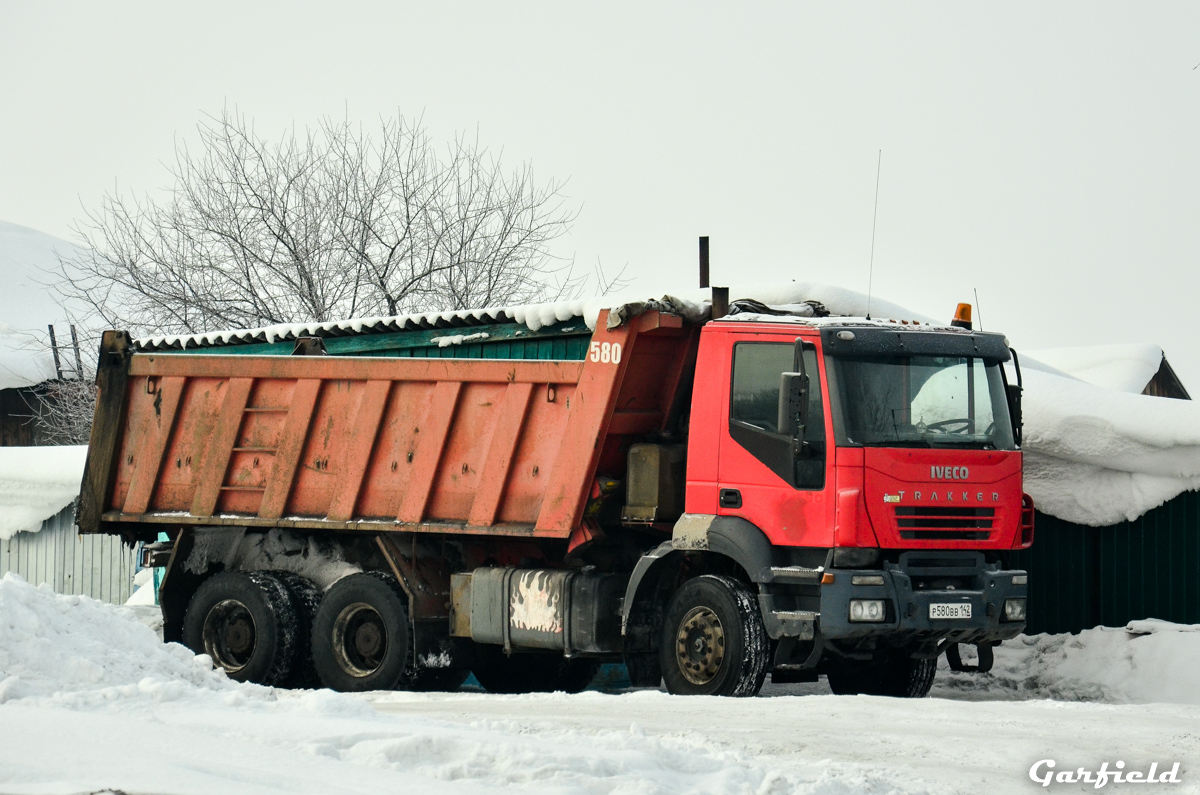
[2,3,1199,386]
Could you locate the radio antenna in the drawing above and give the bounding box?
[973,287,984,331]
[866,150,882,320]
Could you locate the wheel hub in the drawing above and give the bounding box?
[332,602,388,678]
[675,606,725,686]
[226,620,253,654]
[354,622,382,657]
[202,599,257,673]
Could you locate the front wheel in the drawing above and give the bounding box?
[826,651,936,698]
[659,575,769,697]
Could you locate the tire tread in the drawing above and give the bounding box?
[659,574,769,697]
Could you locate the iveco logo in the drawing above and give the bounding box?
[931,466,969,480]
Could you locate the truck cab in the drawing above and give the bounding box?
[623,314,1032,696]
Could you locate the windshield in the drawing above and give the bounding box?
[834,355,1015,449]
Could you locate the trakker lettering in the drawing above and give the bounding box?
[912,491,1002,502]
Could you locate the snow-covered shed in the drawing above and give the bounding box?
[1010,343,1199,633]
[0,445,135,604]
[0,220,89,446]
[1027,343,1190,400]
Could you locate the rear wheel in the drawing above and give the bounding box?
[826,651,936,698]
[182,571,298,686]
[274,572,321,689]
[472,646,600,694]
[312,572,410,692]
[658,574,769,697]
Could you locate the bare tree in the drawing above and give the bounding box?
[31,377,97,446]
[56,109,579,337]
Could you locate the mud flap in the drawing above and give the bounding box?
[946,642,994,673]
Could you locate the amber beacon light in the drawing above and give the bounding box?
[950,303,973,330]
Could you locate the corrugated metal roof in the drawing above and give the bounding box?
[135,307,521,351]
[132,282,939,352]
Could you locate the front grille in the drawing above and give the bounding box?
[894,506,994,541]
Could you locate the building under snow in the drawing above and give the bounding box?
[1010,343,1198,633]
[0,221,136,602]
[0,445,135,604]
[0,220,90,445]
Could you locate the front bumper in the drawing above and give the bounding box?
[818,551,1027,644]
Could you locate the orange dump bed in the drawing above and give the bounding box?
[80,310,697,541]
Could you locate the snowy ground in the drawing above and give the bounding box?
[2,573,1198,795]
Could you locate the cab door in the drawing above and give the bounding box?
[716,333,834,547]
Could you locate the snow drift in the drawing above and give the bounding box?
[0,444,88,540]
[0,573,837,795]
[937,620,1200,705]
[3,570,1198,795]
[0,572,232,703]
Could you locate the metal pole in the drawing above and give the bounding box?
[698,236,710,289]
[70,325,83,379]
[711,287,729,320]
[47,324,63,380]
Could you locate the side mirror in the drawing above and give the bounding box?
[778,372,809,439]
[1005,383,1023,446]
[1007,346,1024,447]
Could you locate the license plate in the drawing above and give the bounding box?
[929,602,972,620]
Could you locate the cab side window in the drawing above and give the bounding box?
[731,343,795,432]
[729,342,825,489]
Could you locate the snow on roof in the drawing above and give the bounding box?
[1024,344,1166,394]
[0,334,55,392]
[1018,367,1200,526]
[133,282,938,350]
[137,306,519,351]
[0,445,88,540]
[0,221,87,390]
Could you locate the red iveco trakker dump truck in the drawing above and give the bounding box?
[79,294,1032,697]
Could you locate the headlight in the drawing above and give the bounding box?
[1003,598,1027,621]
[1011,574,1028,586]
[849,599,887,622]
[851,575,885,586]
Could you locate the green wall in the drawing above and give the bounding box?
[171,319,593,361]
[1010,491,1200,634]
